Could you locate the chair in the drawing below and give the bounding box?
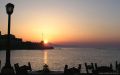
[94,63,114,74]
[85,63,95,74]
[64,64,81,75]
[14,62,32,75]
[116,61,120,73]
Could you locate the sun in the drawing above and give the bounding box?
[44,40,48,44]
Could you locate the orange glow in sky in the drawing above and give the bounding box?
[0,0,120,47]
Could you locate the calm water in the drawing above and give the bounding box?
[0,48,120,72]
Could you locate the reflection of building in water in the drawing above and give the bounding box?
[44,50,48,64]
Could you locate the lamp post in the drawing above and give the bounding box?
[1,3,15,75]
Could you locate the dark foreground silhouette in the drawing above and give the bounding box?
[1,61,120,75]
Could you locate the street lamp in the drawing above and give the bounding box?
[5,3,14,67]
[6,3,14,15]
[1,3,15,75]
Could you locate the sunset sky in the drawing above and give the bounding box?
[0,0,120,47]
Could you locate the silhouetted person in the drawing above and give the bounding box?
[28,62,32,71]
[43,64,50,73]
[64,64,68,74]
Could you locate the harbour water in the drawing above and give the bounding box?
[0,48,120,72]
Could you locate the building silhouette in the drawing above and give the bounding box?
[0,32,53,50]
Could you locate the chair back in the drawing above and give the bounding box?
[85,63,94,74]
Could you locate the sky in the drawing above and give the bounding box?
[0,0,120,48]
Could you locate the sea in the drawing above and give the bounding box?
[0,48,120,72]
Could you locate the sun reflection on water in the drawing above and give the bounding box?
[44,50,48,64]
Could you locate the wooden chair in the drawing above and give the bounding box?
[116,61,120,73]
[14,62,32,75]
[14,63,21,75]
[64,64,81,75]
[94,63,114,74]
[85,63,95,74]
